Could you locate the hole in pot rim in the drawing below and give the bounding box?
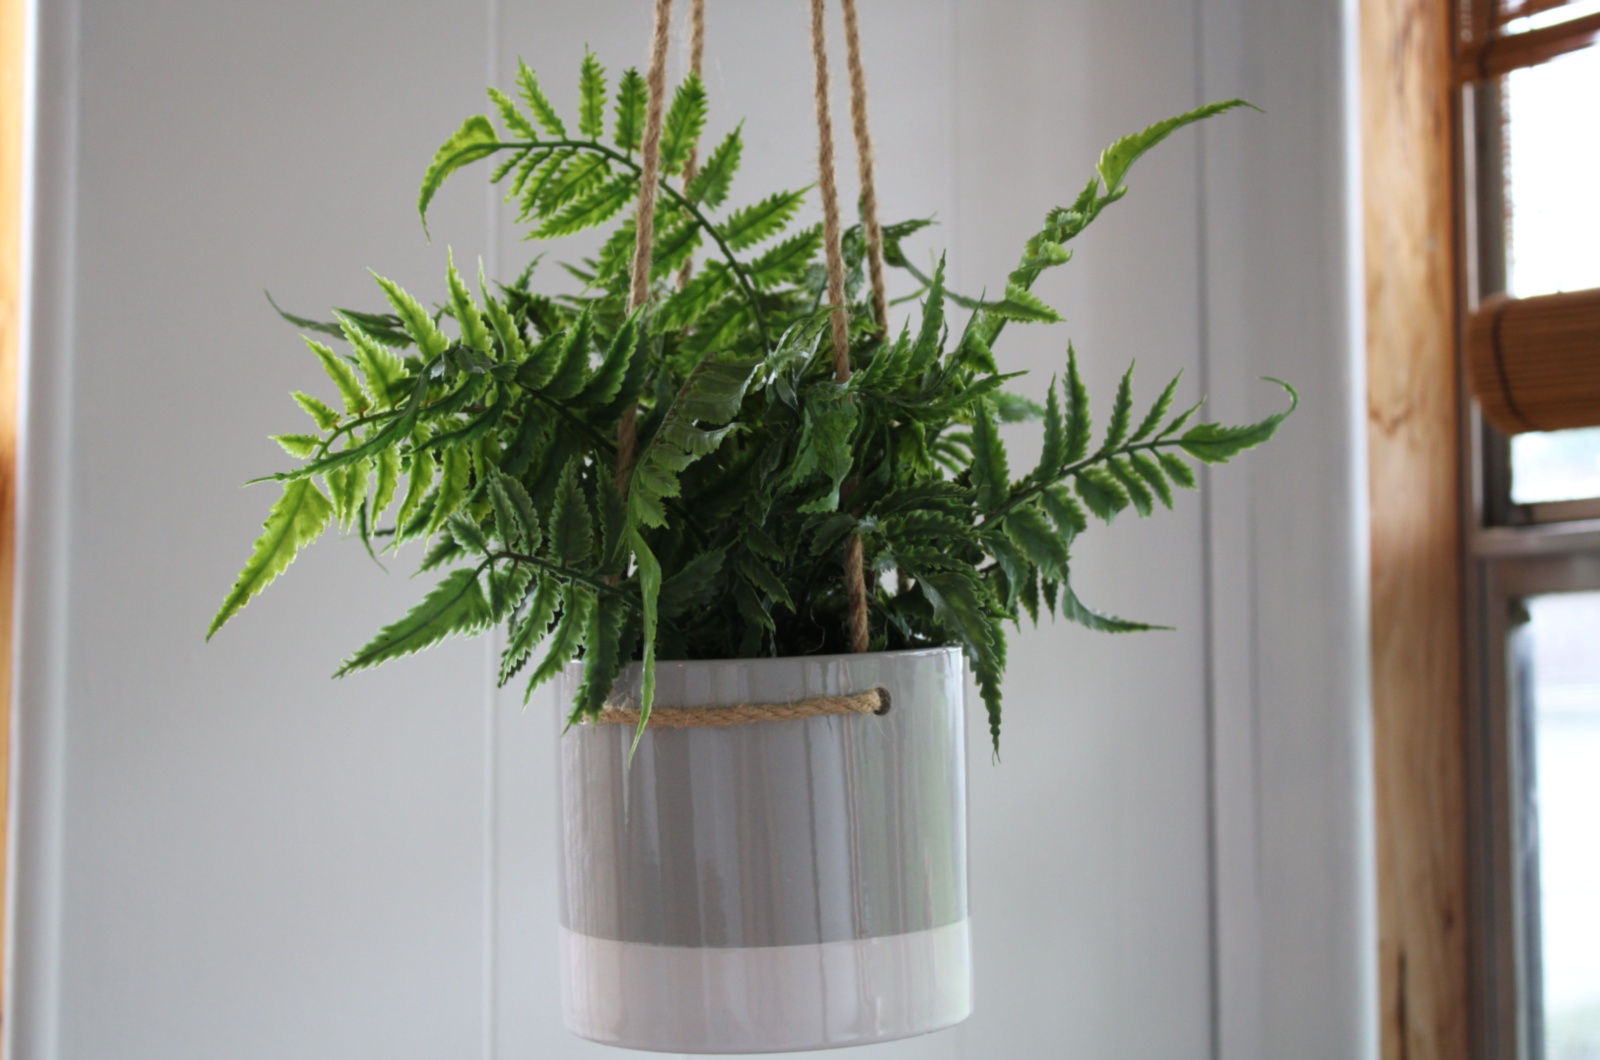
[873,686,892,715]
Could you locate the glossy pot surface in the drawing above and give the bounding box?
[556,646,971,1054]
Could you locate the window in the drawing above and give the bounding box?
[1460,3,1600,1056]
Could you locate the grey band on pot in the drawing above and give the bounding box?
[557,647,968,949]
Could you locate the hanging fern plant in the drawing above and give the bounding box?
[207,53,1293,753]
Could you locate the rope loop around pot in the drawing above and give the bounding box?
[596,686,891,729]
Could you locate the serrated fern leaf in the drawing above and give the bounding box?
[1108,457,1153,516]
[1059,581,1164,633]
[305,339,369,415]
[990,283,1062,324]
[720,190,806,251]
[339,315,407,409]
[528,588,593,701]
[1064,345,1091,463]
[613,68,646,151]
[499,575,556,685]
[577,312,641,408]
[425,445,472,538]
[1075,466,1127,523]
[537,175,635,238]
[1130,372,1181,444]
[1128,452,1173,508]
[486,86,536,139]
[517,59,566,137]
[578,51,607,140]
[686,126,741,208]
[629,530,661,747]
[207,479,334,638]
[420,115,500,230]
[549,462,594,565]
[1101,364,1135,452]
[446,250,492,353]
[1178,380,1298,464]
[749,225,822,289]
[660,74,708,175]
[371,447,401,525]
[971,401,1010,511]
[1157,451,1198,489]
[272,434,320,459]
[1038,379,1066,480]
[293,392,340,431]
[336,567,492,676]
[1098,99,1252,196]
[372,272,449,359]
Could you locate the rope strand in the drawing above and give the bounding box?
[677,0,709,289]
[839,0,889,334]
[808,0,870,654]
[619,0,677,487]
[596,687,889,729]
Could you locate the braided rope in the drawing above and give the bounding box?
[676,0,708,289]
[808,0,871,654]
[618,0,676,487]
[596,687,889,729]
[838,0,888,334]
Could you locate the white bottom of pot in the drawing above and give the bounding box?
[560,920,973,1054]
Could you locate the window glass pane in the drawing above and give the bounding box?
[1525,591,1600,1059]
[1504,45,1600,298]
[1512,427,1600,504]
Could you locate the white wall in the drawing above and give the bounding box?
[8,1,1373,1058]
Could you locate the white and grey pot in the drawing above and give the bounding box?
[555,646,972,1054]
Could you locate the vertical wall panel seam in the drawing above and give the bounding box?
[1190,0,1221,1053]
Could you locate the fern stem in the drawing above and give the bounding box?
[489,552,635,603]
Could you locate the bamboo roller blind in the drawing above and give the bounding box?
[1457,1,1600,435]
[1468,290,1600,435]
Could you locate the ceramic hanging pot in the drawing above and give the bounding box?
[555,645,972,1053]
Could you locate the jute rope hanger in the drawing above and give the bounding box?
[607,0,890,723]
[598,686,891,729]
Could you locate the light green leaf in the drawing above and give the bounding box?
[1101,364,1135,453]
[372,272,449,359]
[371,447,401,525]
[336,568,493,676]
[1178,380,1297,463]
[293,392,340,431]
[1129,452,1173,508]
[486,86,536,139]
[1064,344,1091,463]
[339,315,407,409]
[685,126,742,208]
[272,434,320,459]
[306,339,369,415]
[447,513,490,554]
[613,68,646,150]
[660,74,708,175]
[517,59,566,137]
[1131,372,1182,444]
[420,115,500,229]
[720,189,806,251]
[446,250,492,353]
[1098,99,1253,196]
[578,50,607,139]
[1158,451,1198,489]
[207,479,334,638]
